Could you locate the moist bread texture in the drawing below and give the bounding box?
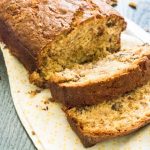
[48,44,150,107]
[0,0,126,82]
[66,80,150,147]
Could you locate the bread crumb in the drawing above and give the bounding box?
[111,102,122,111]
[129,2,137,9]
[28,89,41,97]
[43,99,50,105]
[46,106,49,110]
[49,97,55,102]
[32,131,36,135]
[42,106,49,111]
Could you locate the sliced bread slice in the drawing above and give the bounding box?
[65,80,150,147]
[48,44,150,107]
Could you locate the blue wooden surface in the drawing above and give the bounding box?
[0,52,36,150]
[0,0,150,150]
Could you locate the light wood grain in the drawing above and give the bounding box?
[0,0,150,150]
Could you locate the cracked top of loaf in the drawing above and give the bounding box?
[0,0,126,72]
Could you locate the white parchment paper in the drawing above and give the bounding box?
[1,19,150,150]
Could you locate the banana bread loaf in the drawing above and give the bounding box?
[0,0,126,84]
[66,80,150,147]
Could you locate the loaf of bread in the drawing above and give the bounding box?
[48,44,150,106]
[1,1,150,147]
[65,80,150,147]
[0,0,126,85]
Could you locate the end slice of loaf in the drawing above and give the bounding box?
[48,44,150,107]
[65,80,150,147]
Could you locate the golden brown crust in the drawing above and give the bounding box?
[67,114,150,147]
[50,47,150,107]
[0,19,37,71]
[0,0,125,72]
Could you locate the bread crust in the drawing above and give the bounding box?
[50,50,150,107]
[66,113,150,147]
[0,19,37,72]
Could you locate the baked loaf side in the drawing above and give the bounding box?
[66,80,150,147]
[49,44,150,107]
[0,0,126,81]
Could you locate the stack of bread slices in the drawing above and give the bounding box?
[0,0,150,147]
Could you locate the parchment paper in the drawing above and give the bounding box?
[1,19,150,150]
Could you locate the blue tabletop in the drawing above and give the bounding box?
[0,0,150,150]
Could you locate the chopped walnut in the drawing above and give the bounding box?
[28,89,41,97]
[111,102,123,111]
[32,131,36,135]
[44,99,50,104]
[129,2,137,9]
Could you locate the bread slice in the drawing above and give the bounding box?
[65,80,150,147]
[0,0,126,84]
[47,44,150,107]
